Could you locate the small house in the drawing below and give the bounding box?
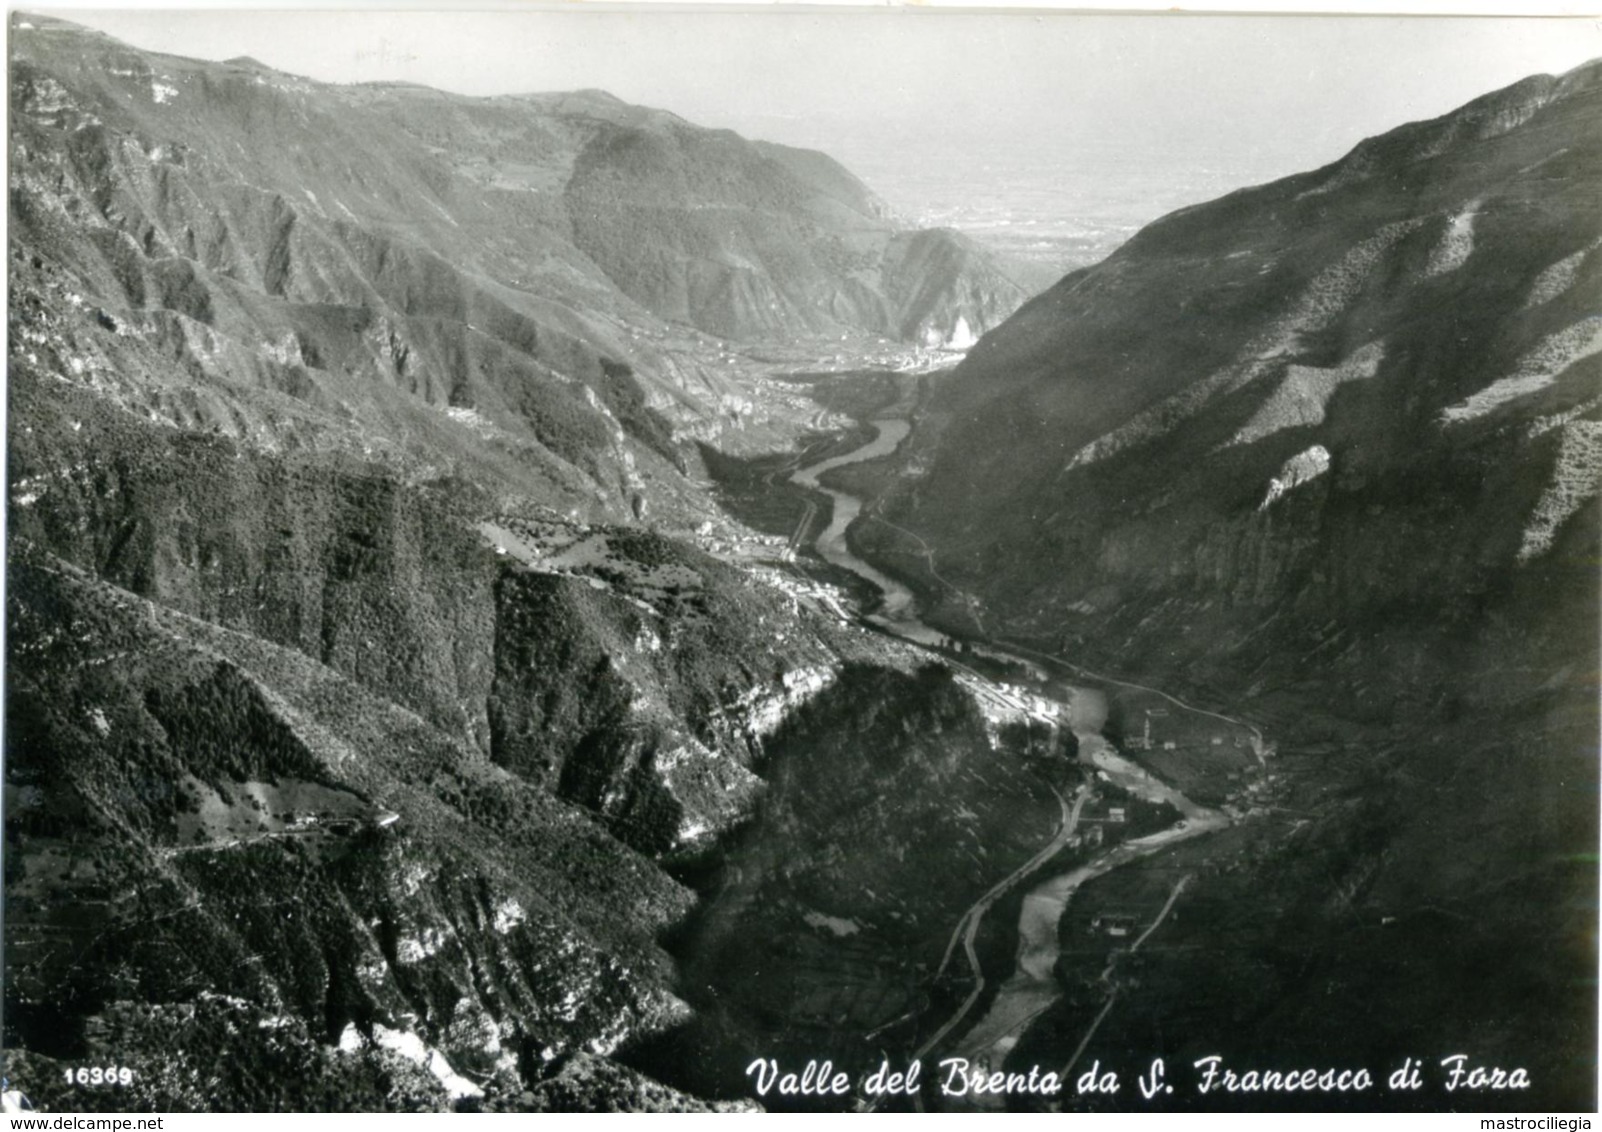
[1091,912,1138,938]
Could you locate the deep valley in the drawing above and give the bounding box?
[5,14,1598,1115]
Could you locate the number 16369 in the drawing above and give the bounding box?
[65,1067,134,1087]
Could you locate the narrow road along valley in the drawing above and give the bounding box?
[787,411,1262,1109]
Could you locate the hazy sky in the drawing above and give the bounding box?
[46,9,1602,213]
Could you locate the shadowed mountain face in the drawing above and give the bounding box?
[859,61,1600,1106]
[880,63,1602,638]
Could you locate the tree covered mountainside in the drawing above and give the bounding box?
[855,58,1601,1108]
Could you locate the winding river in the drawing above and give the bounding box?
[789,415,1240,1097]
[790,418,916,619]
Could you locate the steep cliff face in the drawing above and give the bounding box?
[4,12,1026,862]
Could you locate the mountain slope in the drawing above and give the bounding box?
[12,12,1598,1113]
[3,15,1048,1111]
[857,59,1601,1108]
[874,59,1601,687]
[9,13,1034,476]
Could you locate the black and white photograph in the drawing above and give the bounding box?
[3,3,1599,1114]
